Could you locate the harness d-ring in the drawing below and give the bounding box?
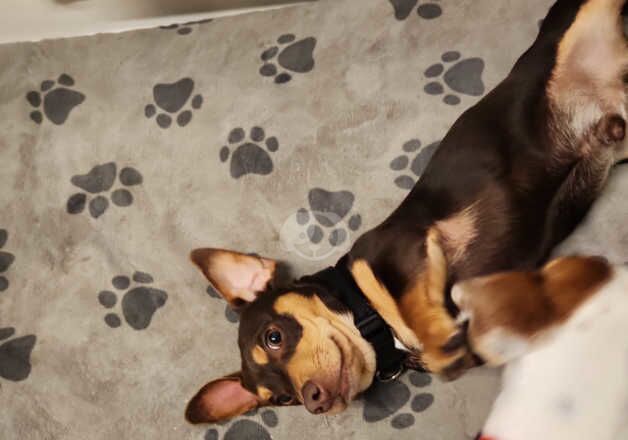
[375,365,405,382]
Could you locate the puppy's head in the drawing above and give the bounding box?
[452,256,612,366]
[185,249,376,424]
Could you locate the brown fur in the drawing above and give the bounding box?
[549,0,627,130]
[185,0,628,423]
[435,204,480,265]
[348,0,627,375]
[453,256,612,364]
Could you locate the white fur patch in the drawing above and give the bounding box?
[483,267,628,439]
[474,328,530,366]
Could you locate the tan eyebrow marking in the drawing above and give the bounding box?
[252,345,269,365]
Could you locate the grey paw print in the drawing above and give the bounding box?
[220,127,279,179]
[159,18,212,35]
[98,272,168,330]
[26,74,85,125]
[390,139,440,190]
[389,0,443,20]
[423,51,485,105]
[205,408,278,440]
[362,371,435,430]
[145,78,203,128]
[66,162,143,218]
[279,188,362,261]
[0,229,15,292]
[206,285,239,324]
[297,188,362,248]
[259,34,317,84]
[0,327,36,382]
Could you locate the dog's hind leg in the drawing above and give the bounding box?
[539,0,628,256]
[539,109,628,263]
[614,128,628,162]
[549,0,628,145]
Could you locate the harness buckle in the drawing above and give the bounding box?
[375,364,405,382]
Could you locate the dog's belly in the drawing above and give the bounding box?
[483,269,628,440]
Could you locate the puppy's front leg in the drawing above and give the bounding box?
[350,230,474,380]
[399,229,475,379]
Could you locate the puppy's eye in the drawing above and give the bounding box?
[276,394,294,405]
[264,328,283,350]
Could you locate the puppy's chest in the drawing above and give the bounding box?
[485,271,628,440]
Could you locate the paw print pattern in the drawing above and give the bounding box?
[207,284,239,324]
[26,74,85,125]
[159,18,212,35]
[390,139,440,190]
[98,272,167,330]
[389,0,443,20]
[362,371,435,429]
[145,78,203,128]
[280,189,362,261]
[66,162,143,218]
[423,51,485,105]
[0,229,15,292]
[205,408,278,440]
[259,34,317,84]
[219,127,279,179]
[298,189,362,247]
[0,327,36,382]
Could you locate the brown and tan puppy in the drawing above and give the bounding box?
[186,0,628,424]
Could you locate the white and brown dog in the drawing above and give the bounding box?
[454,256,628,440]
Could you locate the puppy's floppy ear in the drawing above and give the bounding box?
[190,248,276,308]
[185,372,262,424]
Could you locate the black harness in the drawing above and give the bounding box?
[313,257,408,382]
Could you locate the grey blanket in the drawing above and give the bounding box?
[1,0,626,438]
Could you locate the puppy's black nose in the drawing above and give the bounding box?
[302,380,333,414]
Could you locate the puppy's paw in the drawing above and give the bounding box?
[440,327,467,353]
[421,346,476,381]
[420,327,477,380]
[441,350,479,381]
